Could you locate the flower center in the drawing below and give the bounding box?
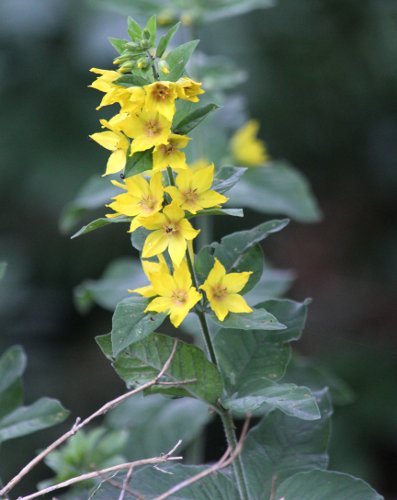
[158,143,175,157]
[212,283,228,301]
[183,189,198,204]
[139,195,157,213]
[164,222,178,235]
[145,119,162,137]
[151,83,171,102]
[172,289,187,306]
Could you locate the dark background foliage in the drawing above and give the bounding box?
[0,0,396,497]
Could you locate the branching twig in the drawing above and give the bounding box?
[153,416,251,500]
[18,440,183,500]
[0,340,179,499]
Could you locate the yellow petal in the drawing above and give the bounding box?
[142,230,169,258]
[145,296,172,314]
[210,300,229,321]
[192,164,214,193]
[140,212,166,230]
[163,201,185,222]
[197,190,228,209]
[223,272,252,293]
[168,233,187,266]
[90,131,120,151]
[173,260,192,290]
[223,294,252,314]
[104,149,126,176]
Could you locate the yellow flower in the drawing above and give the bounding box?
[141,201,200,266]
[230,120,269,167]
[165,163,228,214]
[89,118,130,176]
[175,77,204,102]
[144,82,178,121]
[130,254,168,298]
[200,258,252,321]
[152,134,190,172]
[116,111,172,155]
[144,259,202,327]
[106,172,164,232]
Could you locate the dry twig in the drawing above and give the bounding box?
[0,340,179,499]
[18,440,183,500]
[153,416,251,500]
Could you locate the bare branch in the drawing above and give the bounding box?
[18,450,183,500]
[118,465,135,500]
[153,416,251,500]
[0,339,179,499]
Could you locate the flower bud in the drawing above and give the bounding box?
[158,60,170,75]
[142,28,151,40]
[136,57,149,70]
[140,39,151,50]
[119,61,135,73]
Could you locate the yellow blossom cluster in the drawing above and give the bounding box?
[90,66,252,327]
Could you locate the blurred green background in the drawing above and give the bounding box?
[0,0,396,497]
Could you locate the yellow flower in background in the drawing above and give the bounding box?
[230,120,269,167]
[200,258,252,321]
[89,118,130,176]
[130,254,168,298]
[144,260,202,327]
[175,77,204,102]
[144,82,178,121]
[141,201,200,265]
[117,111,172,154]
[152,134,190,172]
[106,172,164,232]
[166,163,228,214]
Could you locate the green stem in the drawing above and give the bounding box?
[166,116,250,500]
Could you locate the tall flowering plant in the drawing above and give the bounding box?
[0,14,383,500]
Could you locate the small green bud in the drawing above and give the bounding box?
[140,39,151,50]
[142,28,151,40]
[126,41,141,51]
[113,53,131,65]
[119,61,135,73]
[136,57,149,70]
[158,60,170,75]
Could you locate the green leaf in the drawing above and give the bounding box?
[212,166,247,194]
[144,15,157,47]
[106,394,211,460]
[173,103,219,135]
[59,176,119,234]
[89,464,238,500]
[223,380,320,420]
[97,333,223,406]
[108,37,127,54]
[74,257,145,313]
[127,16,143,42]
[214,218,289,269]
[230,161,322,223]
[192,207,244,218]
[111,296,166,356]
[71,216,130,239]
[114,74,151,87]
[124,149,153,177]
[244,265,295,303]
[0,398,69,444]
[130,226,150,252]
[213,329,290,390]
[241,389,332,498]
[0,346,26,419]
[275,470,383,500]
[202,0,275,23]
[207,307,286,331]
[0,261,7,281]
[233,244,263,294]
[156,22,180,58]
[254,298,310,342]
[165,40,199,82]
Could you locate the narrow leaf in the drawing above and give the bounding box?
[124,149,153,178]
[71,216,130,239]
[156,22,181,58]
[108,37,127,54]
[127,17,142,42]
[212,166,247,194]
[145,15,157,47]
[115,74,151,87]
[165,40,199,82]
[111,296,166,356]
[173,103,219,135]
[190,207,243,219]
[207,307,286,331]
